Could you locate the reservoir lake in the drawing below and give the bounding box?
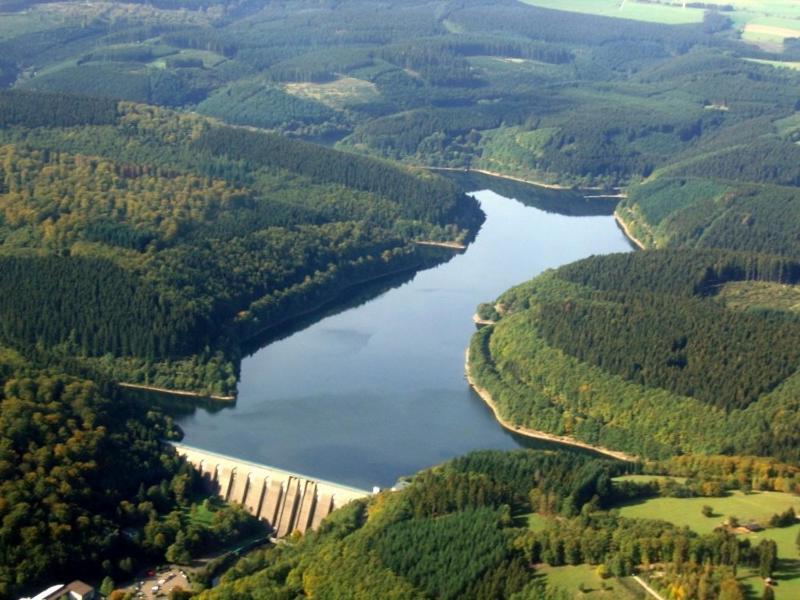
[179,176,634,490]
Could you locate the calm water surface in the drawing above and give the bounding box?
[179,183,633,489]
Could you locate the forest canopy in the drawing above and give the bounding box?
[1,1,800,598]
[469,250,800,462]
[0,90,481,396]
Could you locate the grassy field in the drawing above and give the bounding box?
[522,0,800,49]
[524,512,551,531]
[742,23,800,50]
[774,113,800,137]
[0,9,70,41]
[151,49,229,70]
[618,491,800,599]
[185,500,218,527]
[717,281,800,313]
[743,524,800,600]
[618,491,800,533]
[524,496,799,598]
[746,58,800,71]
[538,565,647,599]
[519,0,703,24]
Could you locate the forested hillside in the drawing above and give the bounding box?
[618,176,800,257]
[194,449,797,600]
[3,0,799,189]
[3,1,800,599]
[469,250,800,461]
[0,353,263,599]
[0,90,481,396]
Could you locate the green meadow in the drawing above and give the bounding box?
[522,0,800,49]
[618,492,800,599]
[519,0,704,24]
[537,564,646,599]
[617,491,800,534]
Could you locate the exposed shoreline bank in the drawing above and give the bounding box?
[426,166,574,191]
[472,313,496,327]
[415,240,467,251]
[464,347,637,462]
[614,211,646,250]
[118,382,236,402]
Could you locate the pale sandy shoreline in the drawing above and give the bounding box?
[426,166,573,190]
[415,240,467,251]
[472,313,496,327]
[118,382,236,402]
[464,347,637,462]
[614,211,646,250]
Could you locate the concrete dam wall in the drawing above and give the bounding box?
[173,444,370,537]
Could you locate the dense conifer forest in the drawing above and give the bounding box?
[193,449,798,599]
[0,90,481,395]
[2,0,799,189]
[470,250,800,461]
[3,0,800,597]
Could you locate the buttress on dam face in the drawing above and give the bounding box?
[173,444,369,538]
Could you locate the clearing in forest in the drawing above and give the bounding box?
[283,77,379,109]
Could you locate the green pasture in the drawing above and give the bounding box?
[522,0,800,50]
[618,491,800,598]
[741,524,800,600]
[774,113,800,136]
[538,564,646,599]
[617,490,800,534]
[151,49,229,70]
[0,9,71,41]
[746,58,800,71]
[520,0,703,24]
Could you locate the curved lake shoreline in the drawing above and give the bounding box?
[179,185,634,489]
[614,211,647,250]
[464,347,637,462]
[427,166,570,190]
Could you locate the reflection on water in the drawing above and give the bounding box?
[444,172,618,216]
[240,269,422,355]
[178,187,634,489]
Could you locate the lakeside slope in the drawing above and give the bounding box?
[464,346,637,462]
